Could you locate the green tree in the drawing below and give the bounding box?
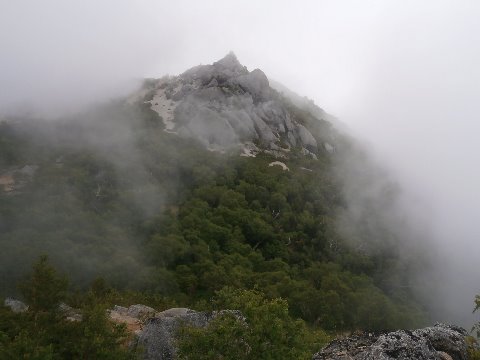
[177,288,329,360]
[61,300,130,360]
[19,255,68,314]
[1,257,132,359]
[468,295,480,360]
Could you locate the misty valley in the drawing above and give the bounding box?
[0,54,478,359]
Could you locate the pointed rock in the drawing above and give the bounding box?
[214,51,244,71]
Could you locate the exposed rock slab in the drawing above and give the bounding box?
[108,304,157,336]
[127,304,157,319]
[58,302,82,321]
[313,323,468,360]
[4,298,28,313]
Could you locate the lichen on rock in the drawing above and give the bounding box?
[313,323,468,360]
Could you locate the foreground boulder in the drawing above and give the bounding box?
[136,307,243,360]
[108,304,157,336]
[313,323,468,360]
[109,304,468,360]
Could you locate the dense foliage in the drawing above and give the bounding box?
[467,295,480,359]
[0,257,131,359]
[0,95,429,356]
[177,288,330,359]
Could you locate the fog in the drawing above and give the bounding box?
[2,0,479,325]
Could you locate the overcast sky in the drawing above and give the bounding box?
[1,0,480,323]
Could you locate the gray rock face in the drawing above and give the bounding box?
[297,124,318,151]
[324,142,335,154]
[58,302,82,321]
[0,164,39,194]
[313,323,468,360]
[236,68,270,101]
[136,308,243,360]
[213,51,247,75]
[135,52,328,158]
[4,298,28,313]
[127,304,157,319]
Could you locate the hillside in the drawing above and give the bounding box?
[0,54,435,357]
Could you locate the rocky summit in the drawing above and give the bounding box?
[129,52,335,158]
[314,323,469,360]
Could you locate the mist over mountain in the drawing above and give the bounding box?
[2,2,480,356]
[0,52,433,325]
[2,40,479,358]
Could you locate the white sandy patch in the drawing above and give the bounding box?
[240,148,256,157]
[207,145,226,154]
[240,142,259,157]
[268,161,289,171]
[150,88,179,131]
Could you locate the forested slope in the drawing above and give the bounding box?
[0,96,426,333]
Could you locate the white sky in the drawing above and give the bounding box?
[1,0,480,323]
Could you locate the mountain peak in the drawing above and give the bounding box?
[130,54,335,159]
[213,51,244,72]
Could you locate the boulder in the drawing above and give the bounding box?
[313,323,468,360]
[127,304,157,320]
[4,298,28,313]
[113,305,129,315]
[157,307,190,318]
[109,306,144,336]
[213,52,246,74]
[324,142,335,153]
[58,302,82,321]
[136,308,243,360]
[297,124,318,151]
[415,324,469,360]
[236,68,270,101]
